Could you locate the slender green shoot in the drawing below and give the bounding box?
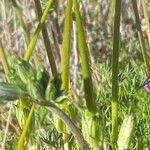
[111,0,121,145]
[141,0,150,46]
[74,0,97,113]
[61,0,73,91]
[24,0,53,61]
[34,0,58,76]
[60,0,73,149]
[132,0,150,76]
[18,103,35,150]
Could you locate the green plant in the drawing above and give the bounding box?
[1,0,150,149]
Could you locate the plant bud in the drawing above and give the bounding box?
[16,98,31,128]
[53,113,70,134]
[82,109,103,148]
[117,114,135,150]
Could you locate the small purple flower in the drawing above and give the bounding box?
[144,82,150,93]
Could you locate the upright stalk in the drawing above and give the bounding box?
[18,103,35,150]
[34,0,58,76]
[61,0,73,90]
[60,0,73,149]
[111,0,121,145]
[24,0,53,61]
[74,0,97,113]
[141,0,150,46]
[132,0,150,76]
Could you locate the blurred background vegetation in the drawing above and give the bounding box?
[0,0,150,149]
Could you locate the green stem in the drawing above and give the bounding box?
[18,103,35,150]
[132,0,150,76]
[24,0,53,61]
[11,0,40,67]
[38,100,90,150]
[61,0,73,91]
[59,0,73,148]
[34,0,58,76]
[74,0,96,113]
[141,0,150,46]
[111,0,121,145]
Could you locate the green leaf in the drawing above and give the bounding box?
[45,76,61,101]
[13,59,36,84]
[27,80,44,100]
[36,67,50,89]
[0,82,29,101]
